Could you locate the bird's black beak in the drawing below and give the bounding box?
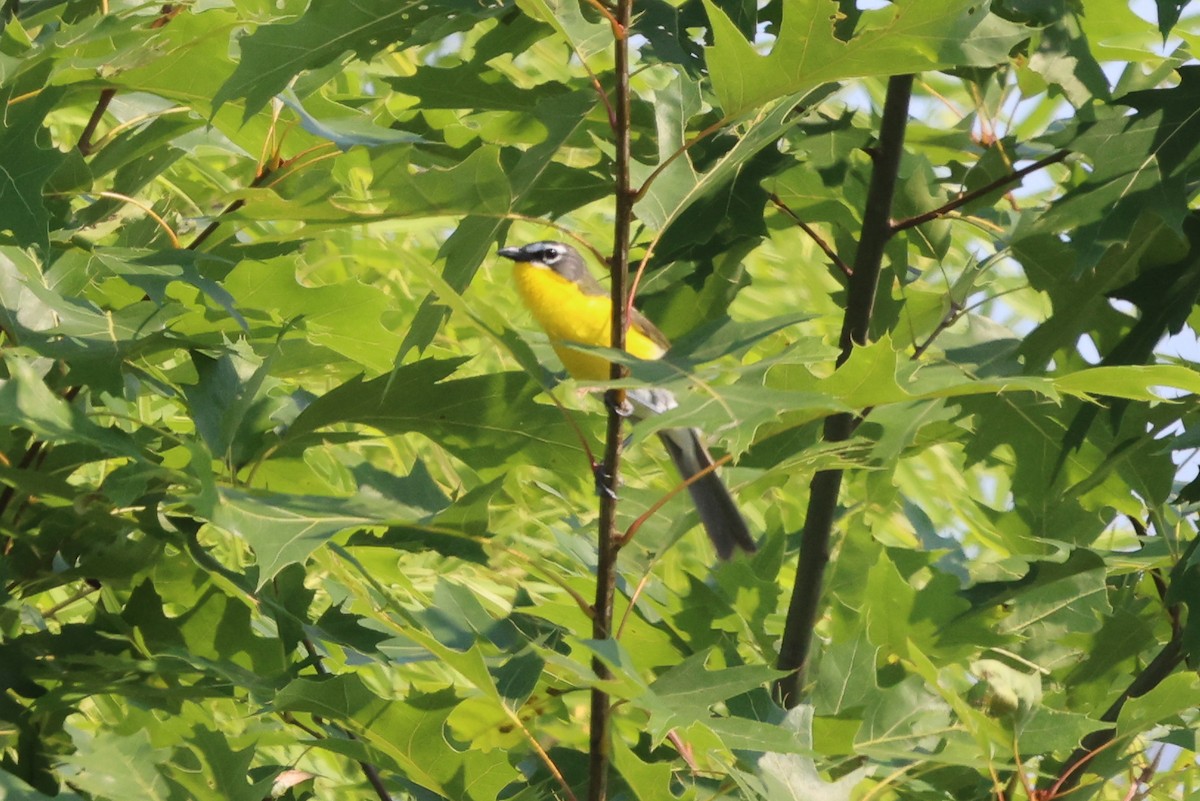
[497,246,528,261]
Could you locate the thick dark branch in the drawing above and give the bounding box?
[1042,635,1185,795]
[890,149,1069,234]
[774,74,914,708]
[589,4,633,800]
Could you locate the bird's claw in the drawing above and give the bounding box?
[605,393,634,418]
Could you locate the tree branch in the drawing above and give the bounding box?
[774,74,914,708]
[187,165,275,250]
[77,89,116,156]
[890,149,1069,234]
[76,6,178,156]
[589,1,633,798]
[1041,635,1185,795]
[768,193,853,278]
[911,298,964,360]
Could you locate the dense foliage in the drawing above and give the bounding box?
[2,0,1200,799]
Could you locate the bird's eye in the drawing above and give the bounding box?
[541,247,561,264]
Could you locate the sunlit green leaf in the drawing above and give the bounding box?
[703,0,1030,115]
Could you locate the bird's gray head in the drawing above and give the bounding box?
[497,241,599,290]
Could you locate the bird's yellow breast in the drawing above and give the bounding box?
[513,261,665,381]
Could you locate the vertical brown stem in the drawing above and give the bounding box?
[588,4,632,801]
[774,75,915,707]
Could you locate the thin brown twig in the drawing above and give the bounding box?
[504,546,595,617]
[187,165,276,250]
[41,584,101,618]
[300,638,391,801]
[5,88,42,106]
[617,452,731,547]
[631,116,729,204]
[589,71,618,132]
[76,5,178,155]
[615,569,653,640]
[77,89,116,155]
[149,4,180,29]
[585,0,624,38]
[666,730,699,771]
[504,709,581,801]
[95,191,180,246]
[0,439,43,526]
[911,298,964,360]
[890,149,1069,234]
[768,193,853,278]
[612,453,731,641]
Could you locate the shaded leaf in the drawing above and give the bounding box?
[0,81,66,247]
[204,485,437,587]
[287,360,590,475]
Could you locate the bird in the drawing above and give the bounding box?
[497,240,757,559]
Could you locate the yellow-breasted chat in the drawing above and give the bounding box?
[497,240,757,559]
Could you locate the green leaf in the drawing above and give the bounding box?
[274,678,519,800]
[969,658,1042,714]
[515,0,611,60]
[385,65,571,111]
[183,347,281,464]
[169,727,275,801]
[287,361,591,476]
[109,8,240,113]
[759,705,868,799]
[611,735,682,801]
[491,650,545,709]
[1116,672,1200,736]
[996,551,1112,637]
[57,730,171,801]
[854,674,951,760]
[277,89,427,149]
[0,354,140,456]
[215,0,499,119]
[703,0,1030,115]
[1155,0,1187,39]
[1015,706,1104,754]
[0,81,66,247]
[648,651,781,718]
[634,89,802,234]
[221,257,401,372]
[1034,67,1200,269]
[204,485,436,587]
[812,634,877,715]
[1026,13,1110,106]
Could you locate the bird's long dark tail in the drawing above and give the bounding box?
[657,427,757,560]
